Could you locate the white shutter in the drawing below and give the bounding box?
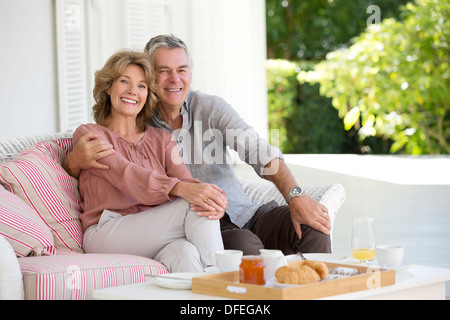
[55,0,89,132]
[124,0,172,50]
[188,0,212,92]
[124,0,148,50]
[147,0,172,38]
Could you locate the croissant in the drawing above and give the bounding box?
[275,260,328,285]
[302,260,329,279]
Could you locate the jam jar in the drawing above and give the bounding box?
[239,255,265,285]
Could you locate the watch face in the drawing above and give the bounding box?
[291,187,302,196]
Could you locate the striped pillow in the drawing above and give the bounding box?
[0,139,83,254]
[0,184,55,257]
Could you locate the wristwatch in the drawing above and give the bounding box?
[285,186,303,203]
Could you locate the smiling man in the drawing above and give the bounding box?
[151,46,192,130]
[143,35,331,255]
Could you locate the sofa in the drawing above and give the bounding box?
[0,132,345,300]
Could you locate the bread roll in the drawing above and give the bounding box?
[275,260,328,285]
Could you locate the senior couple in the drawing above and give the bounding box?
[67,34,331,273]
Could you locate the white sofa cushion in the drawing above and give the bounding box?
[0,139,83,254]
[0,234,24,299]
[240,179,346,228]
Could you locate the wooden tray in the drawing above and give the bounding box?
[192,262,395,300]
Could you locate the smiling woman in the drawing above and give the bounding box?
[70,50,225,273]
[92,51,158,134]
[106,65,149,141]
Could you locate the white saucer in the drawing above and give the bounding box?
[302,253,349,262]
[370,260,414,272]
[152,272,204,290]
[204,266,221,274]
[271,277,303,288]
[271,277,334,288]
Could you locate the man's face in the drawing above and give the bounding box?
[153,47,192,110]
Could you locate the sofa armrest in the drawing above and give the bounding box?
[0,235,23,300]
[0,132,72,162]
[240,179,346,228]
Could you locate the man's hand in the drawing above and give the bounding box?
[63,132,115,178]
[288,194,331,239]
[264,158,331,239]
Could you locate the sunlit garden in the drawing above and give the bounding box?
[266,0,449,155]
[262,1,450,289]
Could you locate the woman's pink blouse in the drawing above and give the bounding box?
[73,123,199,230]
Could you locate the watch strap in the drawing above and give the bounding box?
[285,186,303,203]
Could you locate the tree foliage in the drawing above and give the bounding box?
[266,0,410,154]
[266,0,410,61]
[298,0,450,154]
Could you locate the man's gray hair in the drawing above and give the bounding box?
[144,34,193,68]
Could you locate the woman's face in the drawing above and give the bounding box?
[107,64,148,120]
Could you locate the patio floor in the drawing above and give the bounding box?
[235,154,450,298]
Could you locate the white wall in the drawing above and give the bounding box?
[0,0,58,137]
[0,0,268,139]
[191,0,268,138]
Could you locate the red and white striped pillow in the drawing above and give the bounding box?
[0,139,83,254]
[0,184,56,257]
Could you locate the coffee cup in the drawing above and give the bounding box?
[259,249,287,281]
[215,250,243,272]
[376,245,405,267]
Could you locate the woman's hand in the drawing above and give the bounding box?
[170,182,228,220]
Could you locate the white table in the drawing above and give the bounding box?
[93,264,450,300]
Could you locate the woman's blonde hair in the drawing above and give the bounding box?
[92,50,158,132]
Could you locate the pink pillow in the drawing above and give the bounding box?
[0,139,83,254]
[0,184,55,257]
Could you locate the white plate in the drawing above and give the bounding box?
[152,272,204,290]
[204,266,221,274]
[302,253,349,262]
[370,260,414,272]
[271,277,303,288]
[271,277,337,288]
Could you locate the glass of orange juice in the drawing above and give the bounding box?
[352,217,376,263]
